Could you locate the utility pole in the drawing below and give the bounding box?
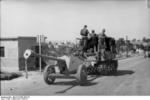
[126,35,129,57]
[37,35,44,73]
[147,0,150,9]
[36,35,47,73]
[37,35,42,73]
[39,35,42,73]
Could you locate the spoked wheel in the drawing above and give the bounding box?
[43,65,56,85]
[76,64,87,86]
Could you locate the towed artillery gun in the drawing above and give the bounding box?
[24,49,87,85]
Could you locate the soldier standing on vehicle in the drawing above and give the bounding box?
[101,28,106,37]
[98,28,106,47]
[98,28,107,60]
[91,30,98,52]
[80,25,89,52]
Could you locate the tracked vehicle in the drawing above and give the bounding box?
[76,34,118,75]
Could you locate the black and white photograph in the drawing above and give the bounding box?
[0,0,150,97]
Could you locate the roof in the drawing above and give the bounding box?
[131,41,143,45]
[143,42,150,46]
[0,36,36,41]
[0,37,18,41]
[131,41,150,46]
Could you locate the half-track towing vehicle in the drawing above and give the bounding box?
[75,34,118,75]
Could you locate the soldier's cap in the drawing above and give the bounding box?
[84,25,87,27]
[92,30,95,33]
[102,28,106,32]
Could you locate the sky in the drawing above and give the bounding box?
[1,0,150,42]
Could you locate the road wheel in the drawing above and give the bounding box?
[109,62,114,74]
[97,65,102,74]
[87,65,92,75]
[43,65,56,85]
[76,64,87,85]
[102,64,107,75]
[113,60,118,73]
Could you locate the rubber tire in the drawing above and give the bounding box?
[43,65,56,85]
[76,64,87,86]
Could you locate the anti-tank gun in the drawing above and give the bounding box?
[24,49,87,85]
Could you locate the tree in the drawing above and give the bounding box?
[116,38,126,54]
[142,37,147,42]
[132,38,136,42]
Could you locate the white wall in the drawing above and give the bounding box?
[0,40,19,72]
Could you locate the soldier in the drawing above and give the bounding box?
[80,25,89,52]
[80,25,89,37]
[98,28,107,48]
[90,30,98,52]
[101,28,106,37]
[98,28,107,60]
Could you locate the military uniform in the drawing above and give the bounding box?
[80,28,89,52]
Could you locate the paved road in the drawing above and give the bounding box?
[1,56,150,95]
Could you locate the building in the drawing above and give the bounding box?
[0,37,37,72]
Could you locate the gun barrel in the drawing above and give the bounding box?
[24,49,65,62]
[33,52,64,62]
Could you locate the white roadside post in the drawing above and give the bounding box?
[24,49,32,79]
[126,35,129,57]
[25,59,28,79]
[39,35,42,73]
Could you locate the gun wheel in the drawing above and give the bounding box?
[76,64,87,85]
[43,65,56,85]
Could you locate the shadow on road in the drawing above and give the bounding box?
[55,75,100,94]
[55,70,134,94]
[53,80,98,86]
[113,70,134,76]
